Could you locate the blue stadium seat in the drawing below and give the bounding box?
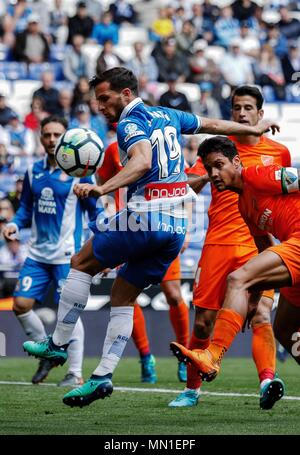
[28,62,64,81]
[50,44,68,62]
[0,62,28,81]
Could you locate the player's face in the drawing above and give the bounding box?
[94,81,127,123]
[203,151,240,191]
[231,95,263,126]
[40,122,66,156]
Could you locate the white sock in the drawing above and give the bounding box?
[93,306,134,377]
[67,317,84,378]
[260,378,272,389]
[17,310,47,341]
[53,269,92,346]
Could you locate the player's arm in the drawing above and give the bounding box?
[74,140,152,198]
[187,173,209,194]
[199,117,280,136]
[2,171,33,240]
[253,234,275,253]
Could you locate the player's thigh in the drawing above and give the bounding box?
[71,237,104,276]
[110,275,142,307]
[162,255,181,282]
[14,258,51,305]
[161,279,182,306]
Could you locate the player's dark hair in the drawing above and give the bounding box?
[198,136,239,162]
[89,67,138,95]
[231,85,264,110]
[40,115,68,130]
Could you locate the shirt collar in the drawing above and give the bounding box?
[119,97,143,122]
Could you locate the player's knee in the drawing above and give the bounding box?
[13,298,32,315]
[252,308,271,325]
[194,316,214,338]
[226,270,246,291]
[164,289,182,306]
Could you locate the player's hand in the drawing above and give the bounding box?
[73,183,103,199]
[2,224,17,241]
[254,120,280,136]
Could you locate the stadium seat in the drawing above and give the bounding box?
[50,44,68,62]
[263,103,281,121]
[281,103,300,122]
[10,80,40,117]
[119,26,149,45]
[114,45,135,62]
[28,63,57,80]
[0,62,28,81]
[176,83,200,103]
[204,46,225,64]
[0,80,12,97]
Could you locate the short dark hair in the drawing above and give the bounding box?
[231,85,264,110]
[40,115,68,130]
[198,136,238,162]
[89,67,138,95]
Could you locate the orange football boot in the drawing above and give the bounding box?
[170,342,222,382]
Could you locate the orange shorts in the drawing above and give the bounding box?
[268,237,300,308]
[193,244,274,310]
[162,255,181,282]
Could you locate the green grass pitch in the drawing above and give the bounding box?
[0,357,299,435]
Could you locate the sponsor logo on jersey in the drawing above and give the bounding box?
[261,155,274,166]
[38,186,57,214]
[258,208,273,231]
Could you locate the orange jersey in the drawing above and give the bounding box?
[97,142,123,211]
[204,135,291,246]
[240,164,300,241]
[185,158,207,177]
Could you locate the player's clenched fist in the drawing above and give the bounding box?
[2,224,17,241]
[73,183,103,199]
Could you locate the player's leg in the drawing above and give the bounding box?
[171,249,291,382]
[52,263,84,387]
[14,258,57,383]
[252,293,285,409]
[273,290,300,365]
[132,302,157,383]
[161,257,189,382]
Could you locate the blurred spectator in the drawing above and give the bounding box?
[71,76,91,112]
[70,103,108,146]
[91,11,119,45]
[0,198,15,222]
[188,39,221,86]
[95,39,123,74]
[239,21,260,58]
[88,97,108,144]
[191,3,214,44]
[176,20,197,56]
[138,74,156,106]
[24,96,49,131]
[255,43,286,101]
[150,7,175,41]
[0,94,15,127]
[57,89,73,122]
[5,111,35,156]
[220,39,254,86]
[215,6,240,48]
[67,1,94,45]
[63,34,92,83]
[13,13,50,63]
[4,0,32,35]
[154,37,189,82]
[126,41,158,82]
[33,71,60,115]
[278,6,300,40]
[85,0,103,23]
[183,136,200,167]
[173,7,186,34]
[49,0,68,43]
[192,81,221,118]
[231,0,258,23]
[0,144,13,173]
[109,0,138,25]
[202,0,220,23]
[281,42,300,86]
[7,176,24,212]
[0,238,27,270]
[159,73,191,112]
[31,0,50,34]
[263,24,288,58]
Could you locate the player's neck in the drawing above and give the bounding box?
[234,135,260,146]
[228,169,243,194]
[47,155,57,169]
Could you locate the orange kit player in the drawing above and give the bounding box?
[171,135,300,406]
[169,85,291,410]
[97,140,192,383]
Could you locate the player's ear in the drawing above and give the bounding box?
[258,109,264,121]
[233,154,241,168]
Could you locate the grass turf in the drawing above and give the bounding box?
[0,356,299,435]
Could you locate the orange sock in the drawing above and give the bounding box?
[132,303,150,357]
[187,332,210,390]
[210,308,244,361]
[169,300,190,347]
[252,322,275,383]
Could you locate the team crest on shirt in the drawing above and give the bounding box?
[124,123,138,134]
[38,187,56,214]
[260,155,274,166]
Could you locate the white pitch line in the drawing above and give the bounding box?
[0,380,300,401]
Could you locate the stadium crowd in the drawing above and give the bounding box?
[0,0,300,279]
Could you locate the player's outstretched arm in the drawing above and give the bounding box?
[74,141,152,199]
[200,117,280,136]
[188,174,209,194]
